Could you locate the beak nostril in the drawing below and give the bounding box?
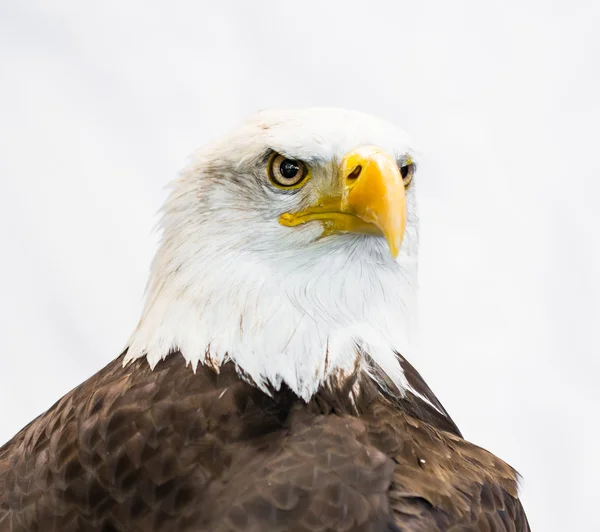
[347,165,362,181]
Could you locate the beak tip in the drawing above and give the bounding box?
[388,242,400,259]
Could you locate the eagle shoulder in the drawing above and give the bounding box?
[0,353,529,531]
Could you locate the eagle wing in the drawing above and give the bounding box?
[0,354,529,531]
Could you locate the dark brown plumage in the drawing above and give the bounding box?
[0,352,529,531]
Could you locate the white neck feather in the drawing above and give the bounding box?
[125,226,419,401]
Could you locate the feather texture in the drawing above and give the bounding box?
[0,353,529,531]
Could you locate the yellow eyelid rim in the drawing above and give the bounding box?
[267,151,312,190]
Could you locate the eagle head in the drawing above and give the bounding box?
[126,108,419,400]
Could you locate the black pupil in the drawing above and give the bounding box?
[401,164,411,179]
[280,159,300,180]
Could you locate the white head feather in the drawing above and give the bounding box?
[124,108,419,401]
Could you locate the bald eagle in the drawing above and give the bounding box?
[0,109,529,531]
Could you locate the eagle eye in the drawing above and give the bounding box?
[399,160,415,190]
[268,153,308,188]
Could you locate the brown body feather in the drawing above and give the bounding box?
[0,353,529,531]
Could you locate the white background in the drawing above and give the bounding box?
[1,1,598,530]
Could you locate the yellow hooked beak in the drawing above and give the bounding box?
[279,146,407,258]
